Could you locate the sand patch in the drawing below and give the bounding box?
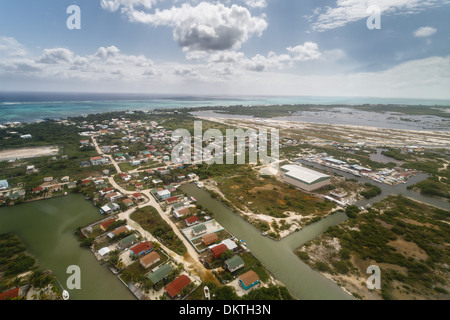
[401,218,439,230]
[388,237,429,261]
[0,146,59,161]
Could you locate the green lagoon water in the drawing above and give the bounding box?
[0,194,135,300]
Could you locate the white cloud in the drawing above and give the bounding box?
[36,48,74,64]
[414,26,437,37]
[0,37,27,57]
[287,42,322,61]
[110,2,268,53]
[242,0,267,9]
[310,0,450,31]
[100,0,157,12]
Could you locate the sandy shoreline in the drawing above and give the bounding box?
[0,146,59,161]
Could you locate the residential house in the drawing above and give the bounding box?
[157,169,170,176]
[147,263,173,285]
[191,224,207,237]
[166,196,181,205]
[122,198,134,207]
[32,186,44,194]
[157,189,171,200]
[130,193,144,202]
[202,233,218,246]
[90,156,103,166]
[43,177,53,182]
[130,241,154,256]
[94,178,105,185]
[0,287,20,300]
[187,173,197,180]
[108,226,130,239]
[172,202,185,211]
[117,234,137,250]
[67,182,77,189]
[120,173,130,181]
[98,247,111,258]
[222,239,238,252]
[51,185,62,192]
[140,251,161,269]
[100,219,116,232]
[185,216,200,227]
[166,185,177,193]
[224,256,245,273]
[101,202,120,214]
[100,187,115,197]
[165,275,191,299]
[8,190,25,200]
[174,207,191,219]
[238,271,260,291]
[61,176,70,182]
[105,192,122,202]
[135,183,143,190]
[210,243,228,259]
[26,165,36,173]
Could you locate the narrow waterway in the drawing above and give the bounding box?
[181,183,354,300]
[0,194,135,300]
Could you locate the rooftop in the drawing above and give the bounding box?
[239,270,260,287]
[147,264,173,284]
[165,275,191,298]
[281,164,330,185]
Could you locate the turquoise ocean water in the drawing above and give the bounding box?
[1,92,449,124]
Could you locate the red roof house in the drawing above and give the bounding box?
[210,244,228,259]
[33,186,44,194]
[0,287,20,300]
[185,216,200,227]
[131,193,144,201]
[100,219,116,231]
[130,241,154,256]
[165,275,191,299]
[166,196,180,205]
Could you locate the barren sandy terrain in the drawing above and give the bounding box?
[0,146,59,161]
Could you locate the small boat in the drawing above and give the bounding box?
[204,286,210,300]
[191,197,196,202]
[62,290,70,300]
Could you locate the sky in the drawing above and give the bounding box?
[0,0,449,99]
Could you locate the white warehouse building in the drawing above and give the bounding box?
[280,165,331,192]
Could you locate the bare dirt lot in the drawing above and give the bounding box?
[0,146,59,161]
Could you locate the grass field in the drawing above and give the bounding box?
[219,173,335,219]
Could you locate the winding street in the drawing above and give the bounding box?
[90,134,219,285]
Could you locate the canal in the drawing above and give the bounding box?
[0,194,135,300]
[181,183,354,300]
[180,165,449,300]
